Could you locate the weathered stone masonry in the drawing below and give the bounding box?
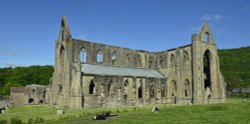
[50,16,226,108]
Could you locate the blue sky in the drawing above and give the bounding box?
[0,0,250,67]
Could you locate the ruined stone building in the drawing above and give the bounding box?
[10,84,49,105]
[50,16,225,108]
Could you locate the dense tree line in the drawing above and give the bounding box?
[0,46,249,97]
[219,46,250,92]
[0,66,53,97]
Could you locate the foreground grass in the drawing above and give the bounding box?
[1,98,250,124]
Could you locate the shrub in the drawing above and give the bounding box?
[116,109,120,113]
[10,117,22,124]
[26,118,33,124]
[122,109,128,112]
[0,120,7,124]
[34,117,44,123]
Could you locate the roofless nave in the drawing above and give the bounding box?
[49,16,225,108]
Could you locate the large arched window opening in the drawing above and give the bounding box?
[96,50,103,63]
[89,80,95,94]
[138,87,142,98]
[203,50,211,90]
[80,48,87,63]
[111,52,117,65]
[60,45,65,66]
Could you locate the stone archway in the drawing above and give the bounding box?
[89,80,95,94]
[203,49,212,101]
[28,98,34,104]
[138,87,142,98]
[203,50,211,90]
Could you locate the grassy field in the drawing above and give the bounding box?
[1,98,250,124]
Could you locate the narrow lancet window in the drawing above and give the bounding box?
[80,48,87,63]
[97,50,103,63]
[170,54,175,66]
[89,80,95,94]
[111,51,117,65]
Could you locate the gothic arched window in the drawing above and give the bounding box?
[60,45,65,67]
[159,56,163,68]
[89,80,95,94]
[127,53,131,64]
[80,48,87,63]
[205,32,209,42]
[96,50,103,63]
[111,51,117,65]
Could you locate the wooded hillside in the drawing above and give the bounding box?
[219,46,250,91]
[0,66,53,96]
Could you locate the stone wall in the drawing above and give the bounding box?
[50,16,225,108]
[10,85,49,106]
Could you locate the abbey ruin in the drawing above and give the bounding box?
[50,16,226,108]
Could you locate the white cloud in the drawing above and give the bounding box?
[201,14,222,21]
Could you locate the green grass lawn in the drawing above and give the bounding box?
[1,98,250,124]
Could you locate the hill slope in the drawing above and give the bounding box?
[0,66,53,96]
[219,46,250,91]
